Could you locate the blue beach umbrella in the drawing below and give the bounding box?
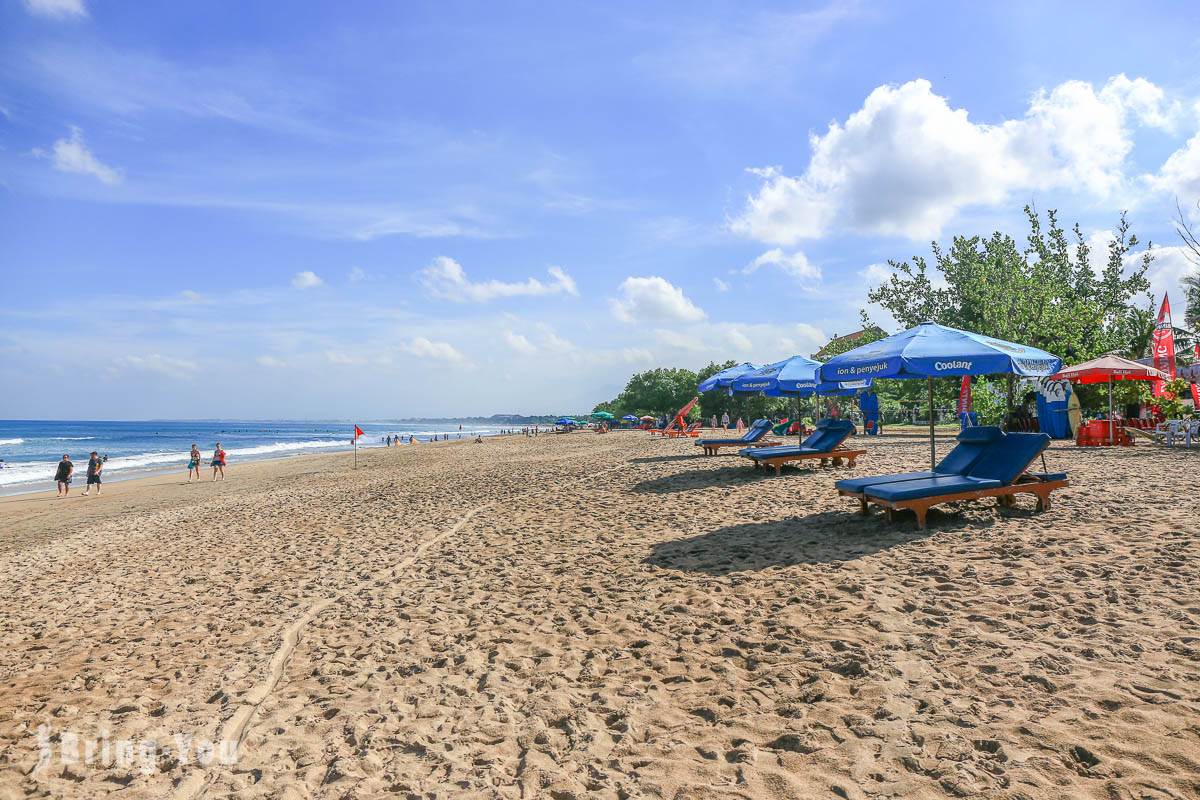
[820,321,1063,467]
[698,362,760,393]
[621,414,638,421]
[731,356,873,442]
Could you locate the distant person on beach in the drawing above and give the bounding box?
[409,435,417,444]
[188,444,202,482]
[386,435,392,447]
[54,455,73,497]
[81,451,102,496]
[710,414,717,429]
[475,435,483,443]
[211,443,226,481]
[721,412,730,431]
[736,418,745,430]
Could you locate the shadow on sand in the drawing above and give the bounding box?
[643,510,994,574]
[631,465,768,494]
[629,454,704,464]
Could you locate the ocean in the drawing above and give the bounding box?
[0,420,507,494]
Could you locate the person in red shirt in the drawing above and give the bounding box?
[211,443,227,481]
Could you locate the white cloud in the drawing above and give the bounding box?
[1140,246,1200,313]
[1146,131,1200,202]
[113,354,198,379]
[291,270,323,289]
[713,277,730,292]
[419,257,578,302]
[858,263,894,286]
[34,126,121,185]
[743,248,820,281]
[731,75,1182,244]
[621,347,655,365]
[400,336,465,363]
[651,321,828,363]
[256,355,285,368]
[323,350,365,366]
[23,0,87,19]
[503,331,537,355]
[348,267,367,282]
[536,324,576,355]
[610,276,706,323]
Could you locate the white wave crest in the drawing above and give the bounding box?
[0,438,25,446]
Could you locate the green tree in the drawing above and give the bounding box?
[613,367,699,420]
[866,206,1151,362]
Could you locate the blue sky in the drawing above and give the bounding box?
[2,0,1199,419]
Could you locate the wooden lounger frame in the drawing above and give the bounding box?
[698,439,775,456]
[664,423,702,438]
[744,444,867,475]
[844,471,1068,529]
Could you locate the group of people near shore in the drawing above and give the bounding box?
[53,443,227,496]
[53,452,104,497]
[189,443,226,482]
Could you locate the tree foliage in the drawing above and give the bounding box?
[594,367,700,420]
[867,206,1151,362]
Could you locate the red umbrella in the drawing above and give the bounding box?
[1053,355,1168,441]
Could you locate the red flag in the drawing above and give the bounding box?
[957,376,972,414]
[354,425,364,440]
[1150,294,1176,397]
[1192,343,1200,408]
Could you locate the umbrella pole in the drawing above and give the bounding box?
[928,377,936,470]
[1109,376,1114,445]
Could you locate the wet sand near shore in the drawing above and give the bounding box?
[0,430,1197,799]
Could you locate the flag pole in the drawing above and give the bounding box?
[354,425,357,470]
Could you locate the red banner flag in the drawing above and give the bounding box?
[1150,294,1176,397]
[1193,344,1200,409]
[957,376,972,414]
[354,425,364,439]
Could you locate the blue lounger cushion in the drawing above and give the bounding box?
[797,419,855,452]
[836,471,940,493]
[866,475,1002,502]
[740,445,829,458]
[835,426,1004,494]
[965,432,1050,484]
[937,425,1004,474]
[696,419,773,446]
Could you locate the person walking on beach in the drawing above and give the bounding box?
[386,434,392,447]
[187,444,202,482]
[81,451,103,495]
[721,411,730,431]
[54,454,73,497]
[211,443,226,481]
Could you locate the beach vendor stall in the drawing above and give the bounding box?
[1051,355,1169,446]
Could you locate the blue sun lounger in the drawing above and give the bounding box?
[739,419,864,474]
[835,425,1003,500]
[695,419,774,455]
[844,430,1067,529]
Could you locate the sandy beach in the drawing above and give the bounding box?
[0,430,1197,799]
